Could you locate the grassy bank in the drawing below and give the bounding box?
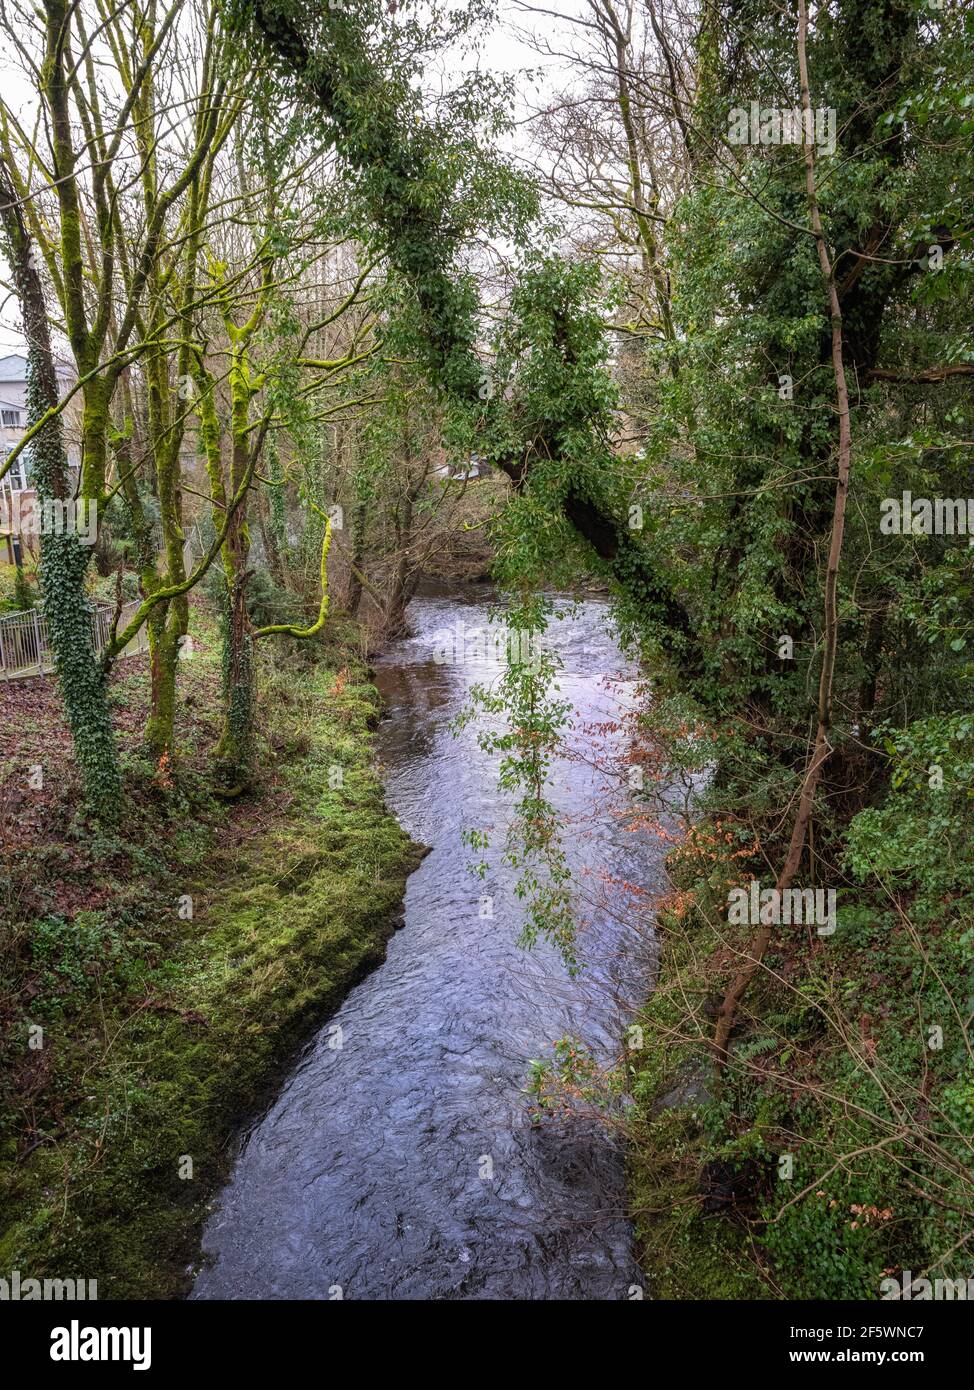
[627,830,973,1301]
[0,600,420,1298]
[626,905,774,1300]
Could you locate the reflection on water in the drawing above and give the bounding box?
[193,585,662,1300]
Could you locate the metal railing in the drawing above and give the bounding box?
[0,598,149,680]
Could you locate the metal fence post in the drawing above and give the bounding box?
[31,608,43,674]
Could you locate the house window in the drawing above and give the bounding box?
[0,449,29,491]
[1,409,21,427]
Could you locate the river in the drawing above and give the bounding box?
[192,584,663,1300]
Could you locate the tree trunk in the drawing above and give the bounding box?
[0,158,122,820]
[212,370,257,791]
[714,0,855,1061]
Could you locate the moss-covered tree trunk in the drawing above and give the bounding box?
[195,339,258,792]
[110,375,182,766]
[264,439,290,582]
[0,160,122,820]
[219,346,260,783]
[384,489,415,640]
[143,602,178,765]
[215,554,256,792]
[141,343,190,767]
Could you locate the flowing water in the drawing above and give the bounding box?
[193,584,664,1300]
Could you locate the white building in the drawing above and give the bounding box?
[0,352,81,564]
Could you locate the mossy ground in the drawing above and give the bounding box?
[0,600,420,1297]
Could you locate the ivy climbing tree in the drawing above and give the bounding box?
[0,160,122,820]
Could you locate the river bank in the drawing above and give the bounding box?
[624,817,971,1300]
[0,598,420,1298]
[192,586,660,1300]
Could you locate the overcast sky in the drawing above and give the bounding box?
[0,0,579,355]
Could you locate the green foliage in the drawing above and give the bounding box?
[456,594,577,969]
[2,0,968,1304]
[231,0,537,397]
[846,715,974,899]
[12,564,35,612]
[525,1035,618,1124]
[762,1186,896,1301]
[245,567,306,631]
[28,911,151,1009]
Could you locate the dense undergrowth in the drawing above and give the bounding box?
[627,781,974,1301]
[0,597,418,1297]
